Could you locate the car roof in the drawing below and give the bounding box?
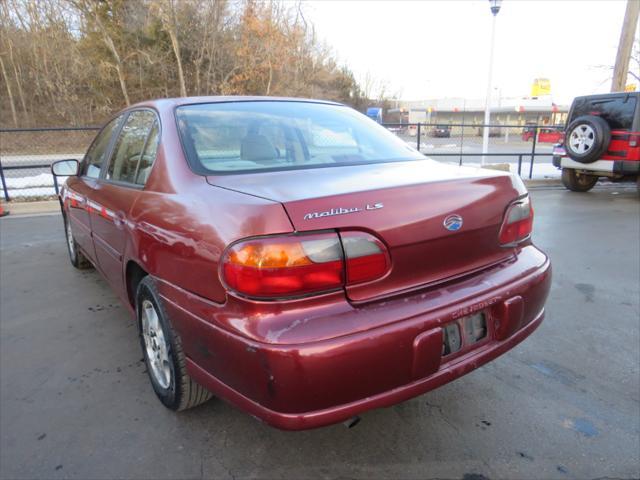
[572,92,639,103]
[128,96,345,111]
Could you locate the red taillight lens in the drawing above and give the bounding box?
[341,231,390,284]
[222,231,391,298]
[222,233,344,298]
[499,196,534,246]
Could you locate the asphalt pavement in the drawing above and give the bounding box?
[1,185,638,480]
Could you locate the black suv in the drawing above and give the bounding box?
[553,92,639,192]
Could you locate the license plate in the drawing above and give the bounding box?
[442,312,487,356]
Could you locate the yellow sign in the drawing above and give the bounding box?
[531,78,551,97]
[625,83,637,92]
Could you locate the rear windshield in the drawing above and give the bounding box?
[570,95,637,130]
[175,101,422,174]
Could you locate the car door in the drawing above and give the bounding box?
[66,115,124,264]
[89,109,159,293]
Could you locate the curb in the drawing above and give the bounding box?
[1,200,60,216]
[523,178,563,187]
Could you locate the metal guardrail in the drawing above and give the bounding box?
[0,123,563,202]
[0,163,61,202]
[0,127,101,132]
[381,121,562,180]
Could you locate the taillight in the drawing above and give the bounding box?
[222,233,343,298]
[221,231,390,299]
[499,196,534,246]
[340,231,390,284]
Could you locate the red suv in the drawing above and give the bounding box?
[522,126,563,143]
[553,92,640,191]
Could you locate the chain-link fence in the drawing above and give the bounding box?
[0,127,99,201]
[0,123,564,201]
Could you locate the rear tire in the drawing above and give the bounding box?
[561,168,598,192]
[63,214,92,269]
[137,276,212,411]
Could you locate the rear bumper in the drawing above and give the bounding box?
[158,246,551,430]
[555,156,640,174]
[186,309,545,430]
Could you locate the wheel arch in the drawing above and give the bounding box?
[126,260,149,307]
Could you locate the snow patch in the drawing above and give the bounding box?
[4,173,68,198]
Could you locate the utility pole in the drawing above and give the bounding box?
[481,0,502,165]
[612,0,640,92]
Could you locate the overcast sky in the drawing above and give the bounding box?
[305,0,634,104]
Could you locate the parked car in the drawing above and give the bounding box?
[477,125,501,137]
[51,97,551,430]
[521,126,563,143]
[553,92,639,192]
[430,125,451,138]
[521,124,537,142]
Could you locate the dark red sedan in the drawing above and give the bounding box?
[51,97,551,430]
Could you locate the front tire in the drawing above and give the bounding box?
[63,214,92,269]
[561,168,598,192]
[137,276,212,411]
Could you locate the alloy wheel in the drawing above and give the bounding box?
[568,124,595,154]
[141,299,172,390]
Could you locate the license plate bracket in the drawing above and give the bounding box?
[462,312,487,344]
[442,312,488,357]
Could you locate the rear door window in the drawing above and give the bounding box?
[83,115,123,178]
[106,110,157,184]
[571,96,637,130]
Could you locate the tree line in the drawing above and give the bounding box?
[0,0,370,128]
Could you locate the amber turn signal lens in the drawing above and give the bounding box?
[227,242,313,268]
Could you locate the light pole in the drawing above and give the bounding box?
[481,0,502,165]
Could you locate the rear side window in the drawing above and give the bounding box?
[176,101,421,174]
[106,110,157,184]
[570,96,637,130]
[83,115,123,178]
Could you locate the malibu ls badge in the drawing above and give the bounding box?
[303,202,383,220]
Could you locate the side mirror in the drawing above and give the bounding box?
[51,159,79,176]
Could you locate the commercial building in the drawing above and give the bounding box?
[398,95,568,126]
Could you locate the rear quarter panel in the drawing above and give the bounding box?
[128,182,292,303]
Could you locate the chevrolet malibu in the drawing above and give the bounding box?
[51,97,551,430]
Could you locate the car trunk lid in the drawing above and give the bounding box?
[207,159,523,302]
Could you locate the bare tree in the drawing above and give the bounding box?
[69,0,131,105]
[0,0,368,127]
[0,54,18,127]
[152,0,187,97]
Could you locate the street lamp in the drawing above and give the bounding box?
[481,0,502,165]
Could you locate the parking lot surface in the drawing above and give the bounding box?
[1,186,639,480]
